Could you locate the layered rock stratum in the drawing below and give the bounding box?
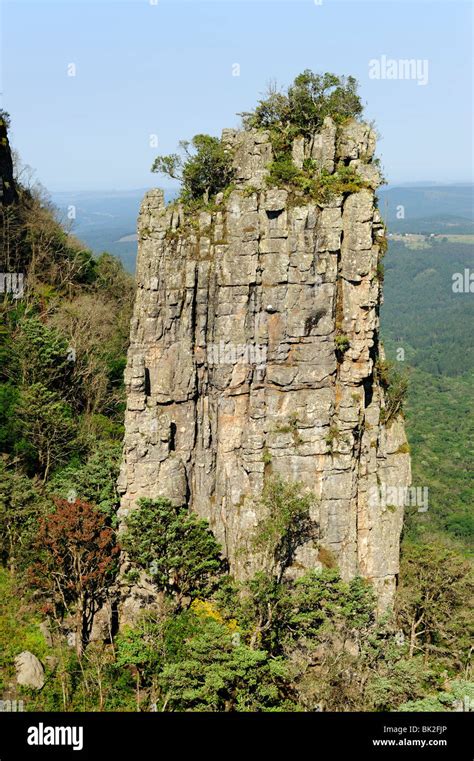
[118,118,411,616]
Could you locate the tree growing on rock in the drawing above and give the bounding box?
[151,134,234,204]
[251,476,317,581]
[241,71,363,146]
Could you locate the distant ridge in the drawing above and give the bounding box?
[51,184,474,274]
[378,184,474,221]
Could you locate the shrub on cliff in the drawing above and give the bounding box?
[251,476,317,580]
[151,134,234,204]
[375,359,409,424]
[242,71,363,146]
[0,109,11,129]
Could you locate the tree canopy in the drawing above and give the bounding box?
[242,71,363,138]
[151,134,234,204]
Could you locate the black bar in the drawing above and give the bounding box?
[0,711,471,760]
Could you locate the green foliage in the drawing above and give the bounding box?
[10,317,71,388]
[16,383,77,480]
[243,71,363,139]
[152,134,234,204]
[376,260,385,282]
[122,498,225,604]
[0,461,47,571]
[113,619,165,702]
[283,570,375,643]
[396,540,472,664]
[375,359,409,424]
[0,109,11,129]
[361,651,439,712]
[252,477,317,579]
[325,423,340,450]
[267,163,370,203]
[234,572,285,653]
[267,158,302,185]
[47,441,122,523]
[157,609,294,712]
[0,216,133,482]
[0,383,20,451]
[398,680,474,712]
[335,334,350,355]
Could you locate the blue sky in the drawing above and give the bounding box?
[2,0,472,191]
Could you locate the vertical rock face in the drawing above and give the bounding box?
[0,115,18,208]
[118,118,411,613]
[0,115,19,277]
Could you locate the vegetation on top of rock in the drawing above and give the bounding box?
[151,71,365,207]
[239,71,371,203]
[151,133,234,206]
[0,109,11,130]
[242,71,363,136]
[242,71,363,159]
[267,162,371,203]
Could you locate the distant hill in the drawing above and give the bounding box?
[387,214,474,235]
[378,184,474,225]
[51,188,177,273]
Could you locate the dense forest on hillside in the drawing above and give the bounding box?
[0,84,472,713]
[382,240,473,376]
[381,239,474,546]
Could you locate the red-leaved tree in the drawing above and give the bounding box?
[29,498,119,657]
